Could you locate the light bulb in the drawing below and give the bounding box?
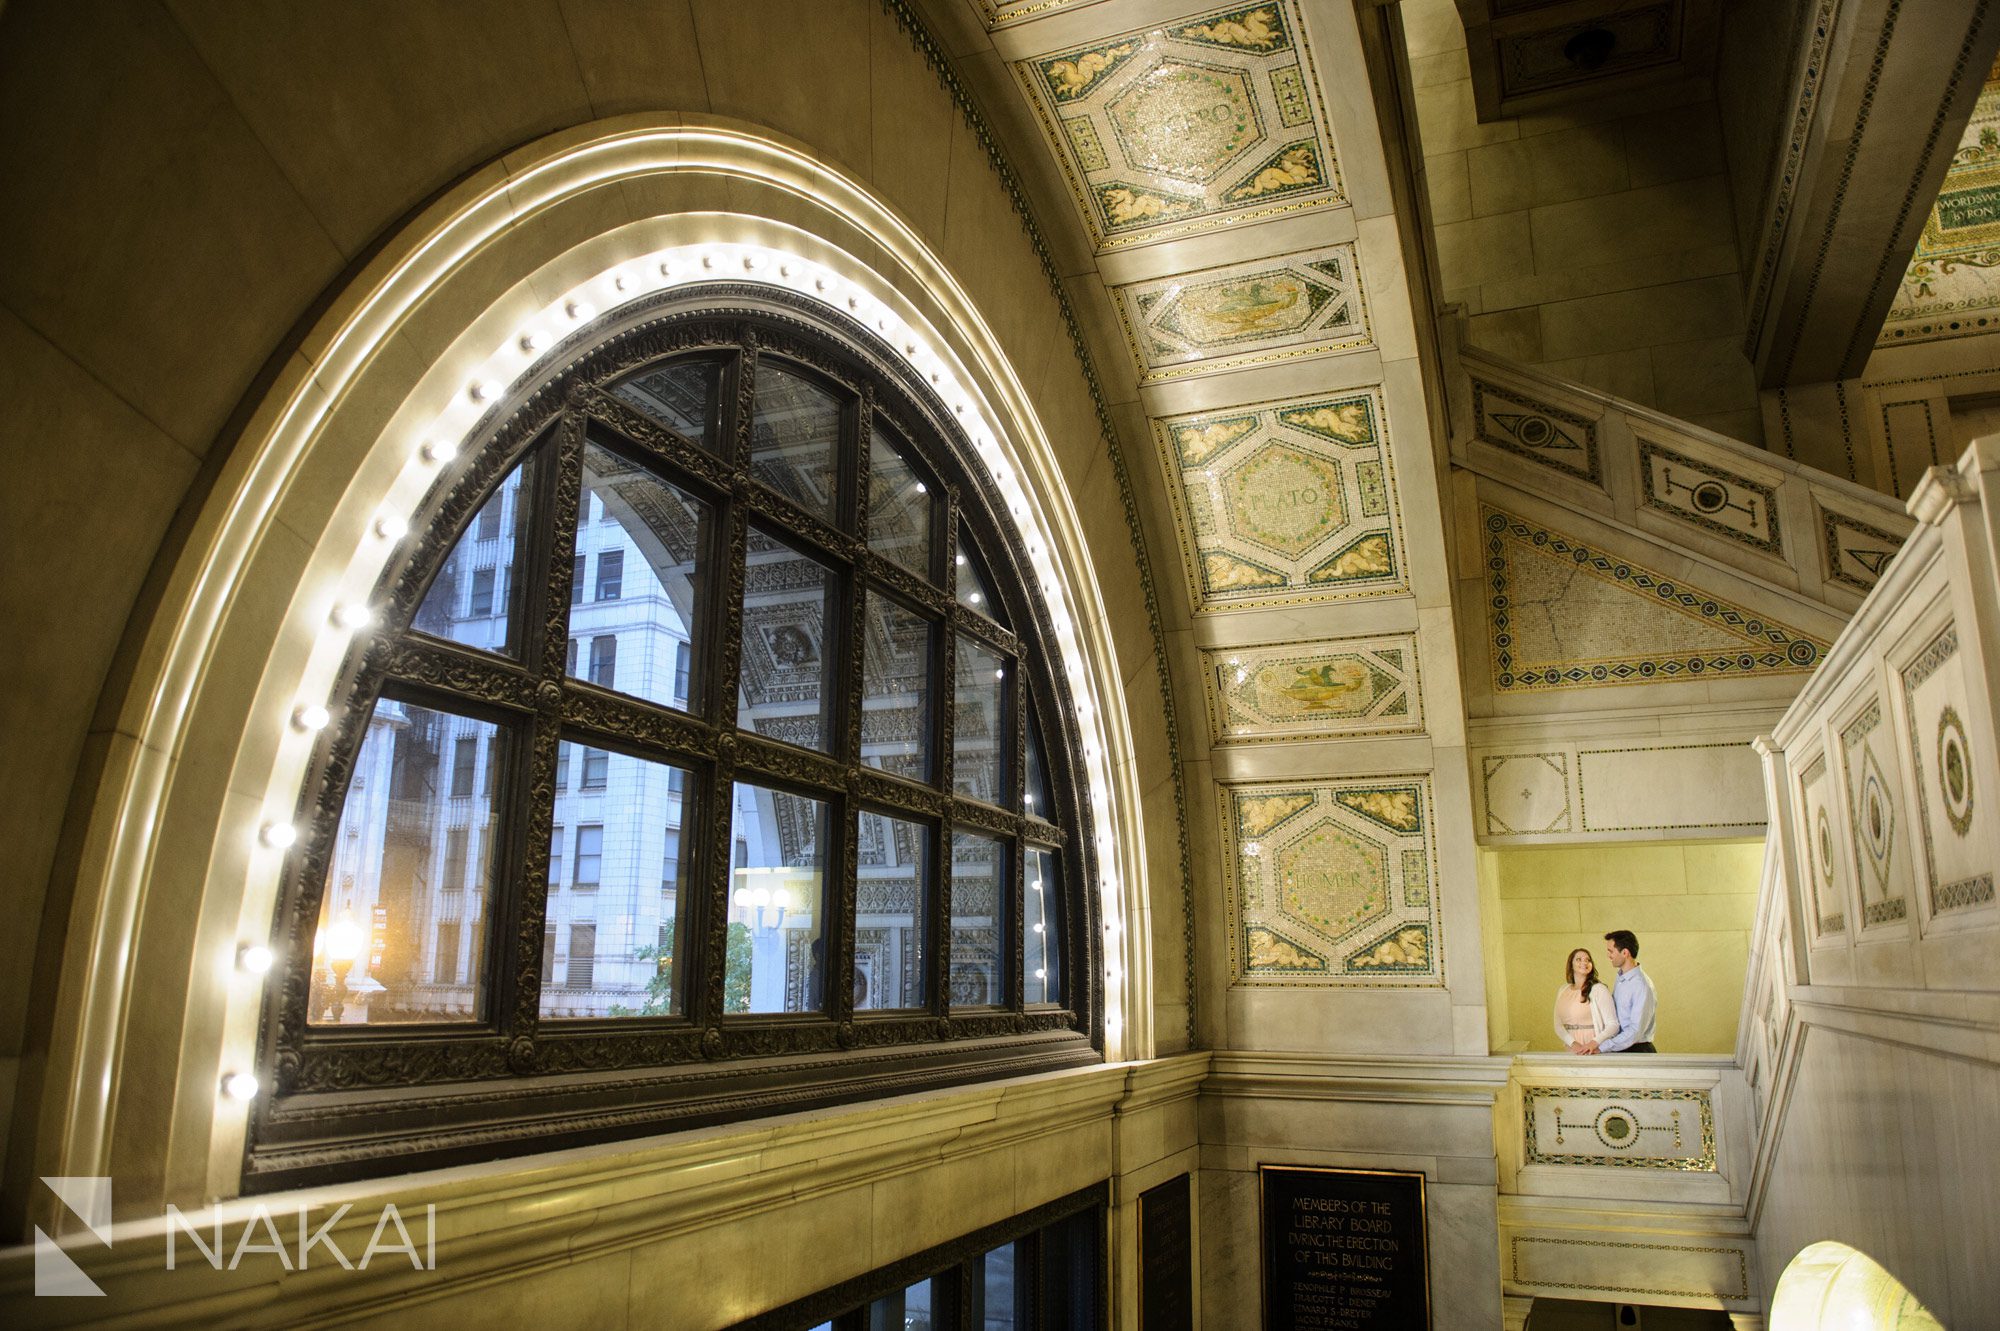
[420,437,458,464]
[468,380,498,403]
[222,1071,260,1101]
[291,703,331,732]
[1035,968,1047,980]
[771,887,792,910]
[330,602,375,631]
[751,886,771,907]
[660,259,679,279]
[565,299,593,321]
[518,330,546,354]
[969,593,983,605]
[733,886,751,907]
[701,252,718,270]
[372,511,408,541]
[238,943,275,975]
[260,821,297,850]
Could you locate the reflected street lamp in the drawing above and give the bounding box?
[318,912,366,1022]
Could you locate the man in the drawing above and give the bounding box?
[1582,930,1657,1054]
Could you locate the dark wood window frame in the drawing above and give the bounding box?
[247,292,1102,1192]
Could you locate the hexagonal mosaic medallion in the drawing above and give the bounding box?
[1015,1,1344,248]
[1156,386,1402,612]
[1226,777,1441,985]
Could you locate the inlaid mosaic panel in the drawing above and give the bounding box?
[1497,2,1682,99]
[1469,378,1601,484]
[1482,507,1828,692]
[1114,244,1369,382]
[1522,1085,1716,1171]
[1900,622,1996,915]
[1637,439,1782,556]
[1201,634,1422,744]
[1881,57,2000,345]
[1157,387,1402,610]
[1223,777,1442,986]
[1796,752,1845,938]
[1014,1,1344,249]
[1480,753,1572,836]
[1839,697,1910,928]
[1819,505,1905,594]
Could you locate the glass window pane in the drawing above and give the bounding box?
[741,532,834,753]
[954,635,1006,804]
[1026,846,1060,1006]
[867,1278,934,1331]
[568,442,706,713]
[728,783,827,1014]
[972,1241,1021,1330]
[751,363,841,521]
[869,426,933,577]
[414,455,533,656]
[951,831,1006,1008]
[610,356,722,450]
[541,742,691,1019]
[1024,713,1051,819]
[311,700,503,1025]
[955,538,1000,622]
[864,590,932,781]
[857,812,927,1011]
[1040,1210,1100,1326]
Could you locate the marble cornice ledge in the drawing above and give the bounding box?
[1785,985,2000,1064]
[1498,1194,1753,1239]
[0,1058,1202,1323]
[1201,1052,1514,1106]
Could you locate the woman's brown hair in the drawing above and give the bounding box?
[1565,947,1599,1001]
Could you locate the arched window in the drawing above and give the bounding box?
[250,293,1100,1190]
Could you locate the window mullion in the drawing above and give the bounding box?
[695,345,755,1029]
[501,411,587,1052]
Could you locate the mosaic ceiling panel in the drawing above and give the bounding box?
[1114,244,1369,381]
[1481,507,1829,692]
[1156,386,1403,611]
[1201,634,1423,745]
[1880,57,2000,345]
[1015,1,1344,249]
[1224,777,1442,986]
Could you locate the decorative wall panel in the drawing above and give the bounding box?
[1637,439,1782,555]
[1014,2,1345,249]
[1482,507,1828,692]
[1880,58,2000,345]
[1223,778,1442,986]
[1475,740,1766,840]
[1900,622,1996,915]
[1479,753,1572,836]
[1838,696,1911,928]
[1114,245,1370,382]
[1796,752,1845,938]
[1470,378,1601,484]
[1508,1234,1751,1303]
[1157,388,1404,609]
[1819,504,1906,594]
[1201,634,1422,744]
[1522,1085,1716,1171]
[1496,3,1683,100]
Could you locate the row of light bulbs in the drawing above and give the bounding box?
[230,241,1131,1105]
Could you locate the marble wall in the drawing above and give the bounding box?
[1404,0,1764,445]
[1479,842,1762,1055]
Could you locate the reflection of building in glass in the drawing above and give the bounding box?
[310,361,1018,1027]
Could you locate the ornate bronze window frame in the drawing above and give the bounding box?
[247,289,1101,1191]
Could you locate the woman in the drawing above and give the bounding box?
[1553,946,1619,1054]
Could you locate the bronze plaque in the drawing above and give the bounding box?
[1259,1165,1429,1329]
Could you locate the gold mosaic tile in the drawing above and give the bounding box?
[1481,506,1827,692]
[1114,244,1369,382]
[1223,777,1443,986]
[1013,1,1344,249]
[1155,386,1403,612]
[1201,634,1423,745]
